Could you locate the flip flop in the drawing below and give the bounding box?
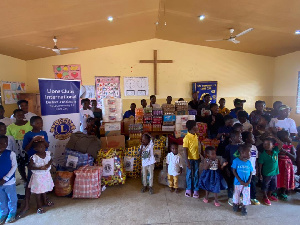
[185,190,192,197]
[203,198,208,203]
[37,208,45,214]
[193,191,200,199]
[214,201,221,207]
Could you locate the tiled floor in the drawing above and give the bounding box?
[13,173,300,225]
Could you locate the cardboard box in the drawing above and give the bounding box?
[163,115,176,122]
[104,122,121,131]
[175,130,188,138]
[105,130,121,137]
[100,135,125,149]
[162,126,175,132]
[123,117,135,136]
[188,115,196,121]
[176,115,189,124]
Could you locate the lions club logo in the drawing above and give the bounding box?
[125,161,132,170]
[50,118,76,140]
[104,164,112,173]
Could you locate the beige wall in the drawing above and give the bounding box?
[26,39,275,114]
[274,51,300,124]
[0,54,27,116]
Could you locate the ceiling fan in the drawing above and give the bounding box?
[30,36,78,55]
[206,28,254,44]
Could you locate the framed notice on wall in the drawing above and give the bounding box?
[95,76,121,108]
[124,77,149,96]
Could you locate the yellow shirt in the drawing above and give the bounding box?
[183,132,199,160]
[218,107,230,116]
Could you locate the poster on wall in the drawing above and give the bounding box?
[53,64,81,81]
[39,79,80,166]
[124,77,149,96]
[1,81,26,104]
[192,81,218,103]
[95,76,121,108]
[80,85,95,99]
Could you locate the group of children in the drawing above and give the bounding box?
[0,101,54,224]
[140,98,298,216]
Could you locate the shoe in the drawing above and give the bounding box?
[203,198,208,203]
[228,198,233,206]
[149,187,153,195]
[233,203,239,212]
[269,195,278,201]
[263,198,271,206]
[5,215,16,223]
[241,207,247,216]
[214,201,221,207]
[0,216,7,225]
[251,199,261,205]
[185,190,192,197]
[193,191,200,199]
[141,186,147,193]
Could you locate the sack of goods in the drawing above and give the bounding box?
[124,147,142,178]
[73,165,102,199]
[65,148,94,170]
[154,136,167,168]
[54,171,75,197]
[97,148,126,186]
[102,98,123,122]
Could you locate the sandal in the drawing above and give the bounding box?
[203,198,208,203]
[193,191,200,199]
[214,201,221,207]
[37,208,45,214]
[278,193,288,201]
[45,198,54,207]
[185,190,192,198]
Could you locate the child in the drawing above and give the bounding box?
[20,116,49,217]
[232,123,243,133]
[0,105,12,127]
[218,98,230,116]
[6,109,32,182]
[10,100,37,123]
[0,122,17,153]
[28,141,54,214]
[223,131,243,206]
[140,133,155,194]
[207,103,224,139]
[250,100,266,126]
[80,98,94,134]
[276,130,296,200]
[242,131,260,205]
[234,111,253,132]
[216,115,233,156]
[231,144,253,216]
[258,138,282,206]
[200,146,228,207]
[86,117,98,136]
[166,143,183,193]
[0,135,18,224]
[183,120,200,198]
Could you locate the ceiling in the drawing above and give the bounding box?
[1,0,300,60]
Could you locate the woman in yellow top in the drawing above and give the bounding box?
[218,98,230,116]
[6,109,32,182]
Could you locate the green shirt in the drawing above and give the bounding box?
[6,122,33,140]
[258,147,279,176]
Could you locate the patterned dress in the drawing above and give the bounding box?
[199,158,227,193]
[277,145,295,190]
[28,152,54,194]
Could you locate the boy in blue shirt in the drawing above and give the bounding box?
[232,144,253,216]
[19,116,49,218]
[0,135,18,224]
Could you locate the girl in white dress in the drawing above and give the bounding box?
[28,141,54,214]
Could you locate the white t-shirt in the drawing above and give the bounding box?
[80,109,94,134]
[269,118,298,134]
[1,151,17,186]
[140,141,156,167]
[166,152,183,176]
[0,117,13,127]
[7,136,17,154]
[249,145,258,175]
[10,111,37,123]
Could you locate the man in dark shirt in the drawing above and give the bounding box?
[188,92,200,110]
[123,103,136,119]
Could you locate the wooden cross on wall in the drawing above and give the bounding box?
[139,50,173,95]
